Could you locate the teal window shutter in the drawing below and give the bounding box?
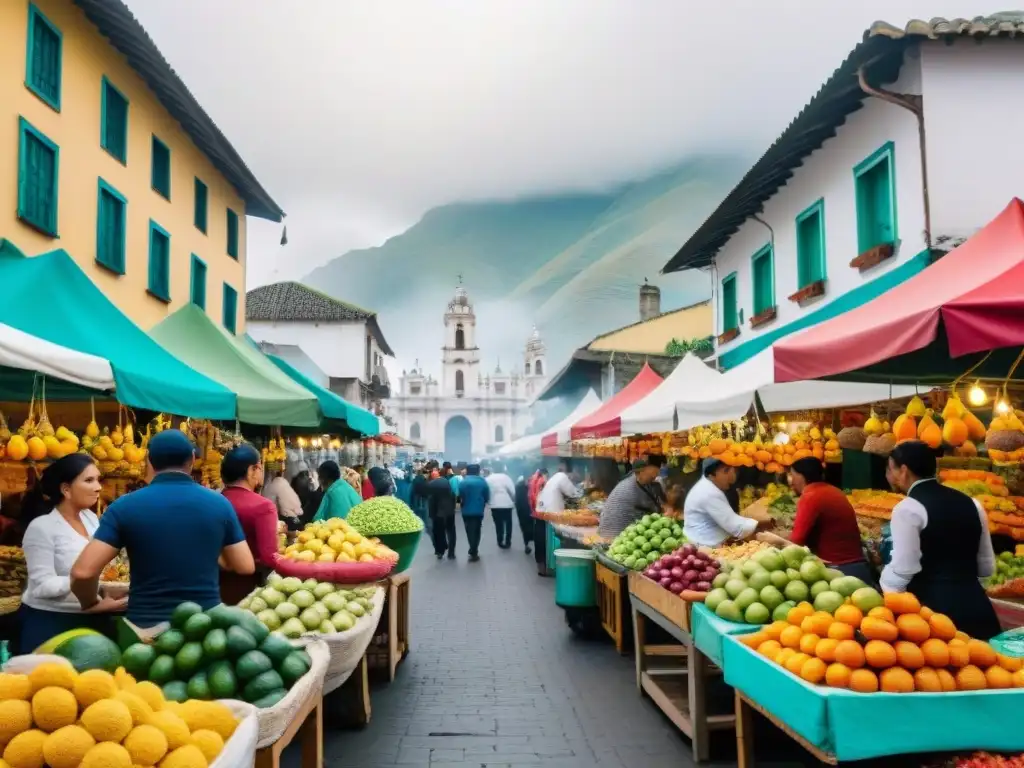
[25,3,62,111]
[96,179,127,274]
[226,208,239,259]
[751,244,774,315]
[17,117,59,236]
[795,199,826,288]
[147,221,171,301]
[194,178,208,233]
[721,272,738,332]
[100,77,129,163]
[222,283,238,333]
[151,136,171,199]
[854,142,897,253]
[190,255,207,309]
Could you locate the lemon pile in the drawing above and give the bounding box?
[282,518,398,564]
[0,662,239,768]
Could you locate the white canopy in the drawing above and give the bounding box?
[500,389,602,456]
[672,348,918,431]
[618,354,723,435]
[0,323,115,390]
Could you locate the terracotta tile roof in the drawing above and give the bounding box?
[662,12,1024,273]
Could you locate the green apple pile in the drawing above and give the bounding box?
[607,514,685,571]
[985,551,1024,588]
[703,545,882,624]
[239,572,376,638]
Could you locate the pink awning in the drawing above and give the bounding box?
[774,198,1024,383]
[568,363,664,441]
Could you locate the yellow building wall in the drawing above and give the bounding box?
[588,302,712,355]
[0,0,248,332]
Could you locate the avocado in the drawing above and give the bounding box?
[258,634,293,666]
[207,661,238,699]
[162,680,189,703]
[235,650,273,683]
[187,670,212,701]
[154,629,185,656]
[278,652,310,688]
[174,642,204,677]
[225,626,258,658]
[202,628,227,660]
[206,604,247,630]
[243,670,285,703]
[148,655,176,685]
[236,612,270,644]
[121,643,157,680]
[183,613,213,642]
[251,689,288,709]
[170,602,204,630]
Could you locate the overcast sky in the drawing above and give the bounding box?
[125,0,996,289]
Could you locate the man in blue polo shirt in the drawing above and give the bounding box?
[71,430,255,629]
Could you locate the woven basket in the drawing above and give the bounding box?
[0,595,21,616]
[254,639,329,749]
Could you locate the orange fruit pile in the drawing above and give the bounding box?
[739,592,1023,693]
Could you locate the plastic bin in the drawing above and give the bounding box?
[546,524,561,571]
[554,549,597,608]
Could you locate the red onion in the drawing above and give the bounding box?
[681,544,697,556]
[684,569,700,582]
[659,577,673,589]
[668,581,684,594]
[695,581,712,592]
[670,567,684,579]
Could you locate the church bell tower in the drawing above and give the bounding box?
[442,280,481,397]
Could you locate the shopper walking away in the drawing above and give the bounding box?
[220,444,278,605]
[597,456,667,540]
[882,440,1000,639]
[514,475,534,555]
[459,465,490,562]
[70,430,254,630]
[427,468,458,559]
[486,465,517,549]
[411,467,431,533]
[313,461,362,521]
[367,466,394,497]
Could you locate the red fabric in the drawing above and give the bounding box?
[569,363,664,440]
[361,477,375,500]
[773,198,1024,382]
[222,486,279,567]
[270,552,395,584]
[788,483,864,566]
[528,472,545,511]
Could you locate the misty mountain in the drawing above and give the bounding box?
[304,156,746,374]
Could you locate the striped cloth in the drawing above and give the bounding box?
[598,474,665,540]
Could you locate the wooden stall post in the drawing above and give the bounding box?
[255,687,324,768]
[368,573,411,681]
[595,559,629,655]
[324,654,372,729]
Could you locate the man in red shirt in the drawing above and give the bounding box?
[786,457,875,584]
[528,468,548,513]
[220,444,280,603]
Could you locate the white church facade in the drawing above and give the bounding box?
[390,286,547,461]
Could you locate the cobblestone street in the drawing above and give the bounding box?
[310,515,705,768]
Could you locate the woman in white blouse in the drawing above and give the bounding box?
[19,454,125,652]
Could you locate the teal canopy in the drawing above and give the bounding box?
[0,241,236,418]
[266,354,380,436]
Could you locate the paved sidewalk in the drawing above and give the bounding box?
[303,514,705,768]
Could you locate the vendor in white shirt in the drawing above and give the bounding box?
[19,454,126,652]
[683,457,761,546]
[536,469,582,513]
[880,440,1000,639]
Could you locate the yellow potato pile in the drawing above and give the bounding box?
[282,518,398,564]
[0,663,238,768]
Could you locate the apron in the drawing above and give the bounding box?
[906,480,1001,640]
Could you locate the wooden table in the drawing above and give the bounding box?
[368,572,411,681]
[324,654,372,729]
[595,558,629,655]
[255,686,323,768]
[628,572,735,763]
[734,690,837,768]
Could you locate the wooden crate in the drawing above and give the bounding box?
[735,691,836,768]
[595,560,629,654]
[628,570,693,632]
[367,572,411,681]
[255,684,323,768]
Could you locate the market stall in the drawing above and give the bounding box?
[536,389,602,457]
[570,363,663,442]
[265,353,380,437]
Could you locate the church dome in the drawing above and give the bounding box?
[526,325,544,353]
[447,283,473,314]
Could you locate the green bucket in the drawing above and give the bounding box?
[375,529,423,573]
[554,549,597,607]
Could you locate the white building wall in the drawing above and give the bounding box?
[920,39,1024,243]
[712,54,927,353]
[247,320,387,384]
